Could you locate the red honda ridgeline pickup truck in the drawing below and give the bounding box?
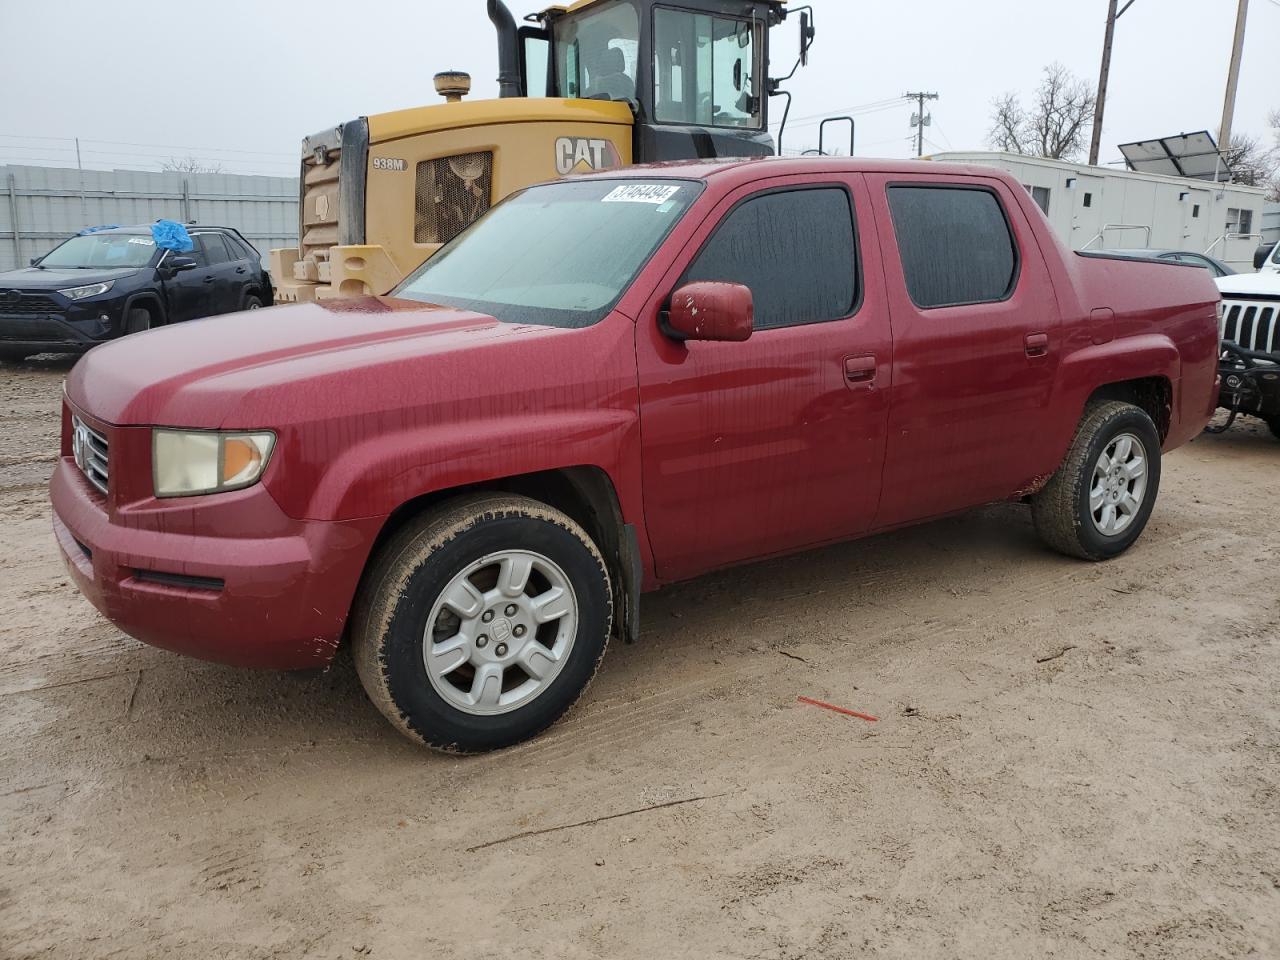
[51,158,1220,751]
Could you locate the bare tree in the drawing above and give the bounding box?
[161,156,224,174]
[1222,134,1273,188]
[1268,110,1280,201]
[988,92,1028,155]
[988,64,1097,162]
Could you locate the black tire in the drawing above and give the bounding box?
[1031,401,1162,561]
[1266,416,1280,441]
[0,346,30,363]
[124,307,151,336]
[352,494,612,752]
[243,294,263,310]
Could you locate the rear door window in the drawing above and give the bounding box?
[198,234,232,265]
[683,187,857,330]
[887,185,1018,309]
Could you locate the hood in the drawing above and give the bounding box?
[0,266,143,290]
[67,296,561,426]
[1216,272,1280,298]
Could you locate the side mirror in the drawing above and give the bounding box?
[165,256,197,274]
[1254,242,1275,271]
[664,282,753,343]
[29,256,42,267]
[800,11,815,67]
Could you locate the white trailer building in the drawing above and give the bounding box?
[928,151,1269,271]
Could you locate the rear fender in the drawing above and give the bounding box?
[1051,333,1180,451]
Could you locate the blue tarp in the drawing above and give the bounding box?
[77,224,119,236]
[151,219,193,252]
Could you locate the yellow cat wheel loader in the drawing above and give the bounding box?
[270,0,818,302]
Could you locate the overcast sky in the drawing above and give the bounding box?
[0,0,1275,176]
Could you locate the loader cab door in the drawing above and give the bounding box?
[640,4,773,161]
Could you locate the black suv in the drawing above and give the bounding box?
[0,224,272,361]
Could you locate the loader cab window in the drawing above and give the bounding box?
[653,8,760,129]
[524,34,549,97]
[555,1,639,103]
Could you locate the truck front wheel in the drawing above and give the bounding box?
[352,494,613,752]
[1031,401,1162,561]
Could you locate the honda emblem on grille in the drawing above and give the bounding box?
[72,421,90,472]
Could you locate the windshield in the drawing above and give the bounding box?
[39,233,157,269]
[393,178,701,328]
[554,0,639,102]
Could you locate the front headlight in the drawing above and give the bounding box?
[153,430,275,498]
[58,280,115,301]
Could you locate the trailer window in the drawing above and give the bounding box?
[1226,207,1253,236]
[888,185,1018,309]
[653,9,760,129]
[555,1,639,103]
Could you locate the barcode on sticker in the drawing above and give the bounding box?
[602,184,681,204]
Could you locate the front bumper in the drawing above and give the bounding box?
[50,450,383,670]
[0,309,115,352]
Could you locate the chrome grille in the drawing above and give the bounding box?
[1221,298,1280,355]
[71,415,109,496]
[414,152,493,245]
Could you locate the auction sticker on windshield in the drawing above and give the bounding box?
[602,184,682,204]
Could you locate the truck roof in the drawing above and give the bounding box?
[569,155,1006,184]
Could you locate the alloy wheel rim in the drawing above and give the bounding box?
[1089,432,1148,536]
[422,549,578,716]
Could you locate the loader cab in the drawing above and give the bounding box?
[520,0,785,160]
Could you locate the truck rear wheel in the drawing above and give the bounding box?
[1031,401,1162,561]
[352,494,612,752]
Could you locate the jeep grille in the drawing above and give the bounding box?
[1221,298,1280,355]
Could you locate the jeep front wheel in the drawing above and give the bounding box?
[352,494,612,752]
[1031,400,1162,561]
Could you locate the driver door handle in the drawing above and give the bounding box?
[202,275,216,283]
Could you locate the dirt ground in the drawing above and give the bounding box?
[1,356,1277,960]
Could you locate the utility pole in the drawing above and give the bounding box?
[74,137,87,223]
[905,91,938,157]
[1218,0,1249,151]
[1089,0,1140,167]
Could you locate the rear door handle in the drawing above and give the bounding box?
[235,266,247,274]
[844,354,877,386]
[202,275,216,284]
[1024,332,1049,358]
